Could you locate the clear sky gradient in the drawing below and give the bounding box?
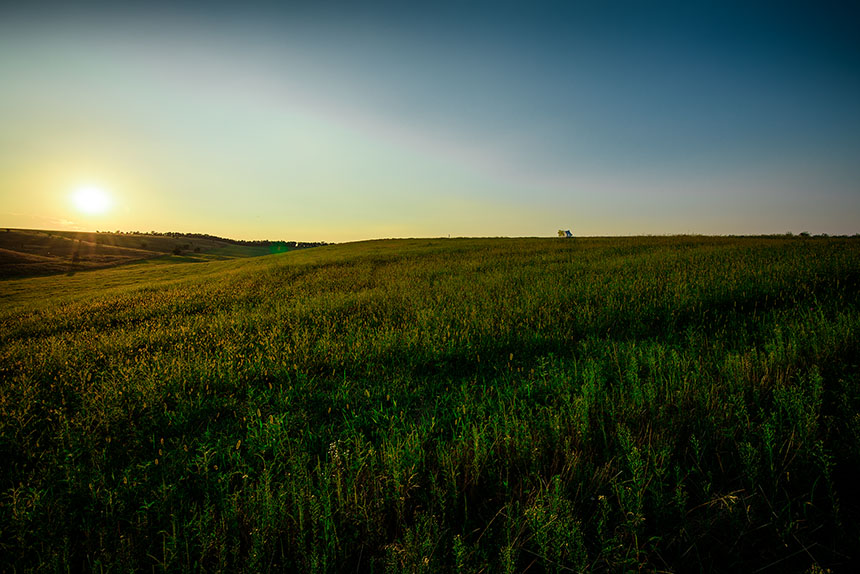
[2,1,859,241]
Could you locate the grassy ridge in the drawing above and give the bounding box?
[1,236,859,572]
[0,229,295,279]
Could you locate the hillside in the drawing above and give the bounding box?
[1,236,859,572]
[0,229,314,279]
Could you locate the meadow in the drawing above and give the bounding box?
[1,235,858,572]
[0,229,303,279]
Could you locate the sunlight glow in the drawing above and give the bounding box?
[71,185,112,215]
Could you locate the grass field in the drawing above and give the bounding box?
[1,235,859,572]
[0,229,296,279]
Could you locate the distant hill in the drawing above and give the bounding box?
[0,228,325,279]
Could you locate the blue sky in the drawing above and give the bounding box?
[1,1,858,240]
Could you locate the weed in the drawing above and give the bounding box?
[1,235,858,571]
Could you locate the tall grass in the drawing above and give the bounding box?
[1,236,858,572]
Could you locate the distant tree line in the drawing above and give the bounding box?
[95,230,327,249]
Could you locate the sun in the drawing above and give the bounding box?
[71,185,113,215]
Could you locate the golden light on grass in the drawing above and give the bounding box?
[71,184,113,215]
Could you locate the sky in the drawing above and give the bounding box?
[1,0,859,242]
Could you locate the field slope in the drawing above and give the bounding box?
[0,229,296,279]
[1,236,859,572]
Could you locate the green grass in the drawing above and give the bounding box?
[1,236,859,572]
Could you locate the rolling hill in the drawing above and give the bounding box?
[0,229,318,279]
